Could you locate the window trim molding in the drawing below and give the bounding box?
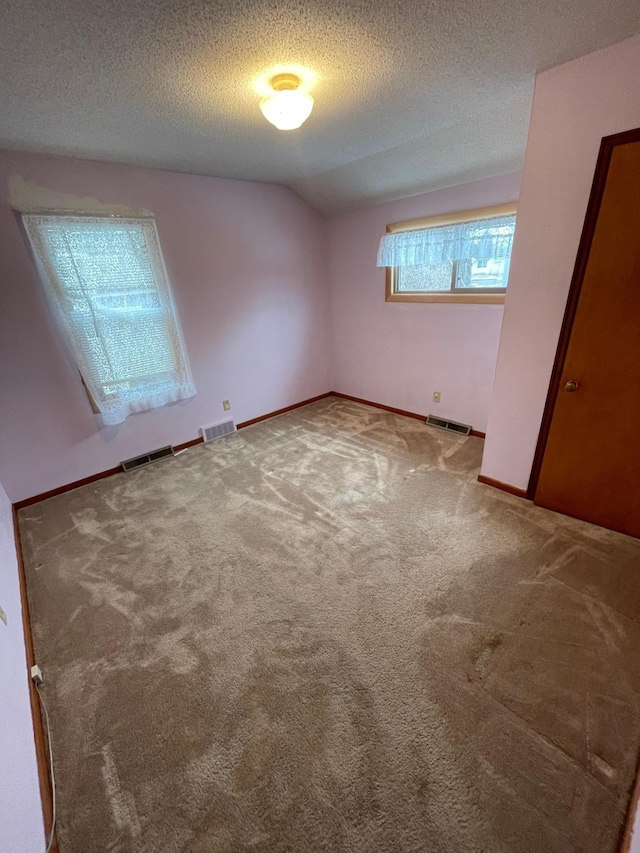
[384,201,517,304]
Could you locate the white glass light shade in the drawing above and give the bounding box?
[260,89,314,130]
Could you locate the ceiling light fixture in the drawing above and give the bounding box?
[259,73,314,131]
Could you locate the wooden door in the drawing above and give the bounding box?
[533,131,640,539]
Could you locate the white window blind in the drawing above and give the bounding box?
[377,214,516,268]
[23,214,196,425]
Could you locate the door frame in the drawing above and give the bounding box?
[526,126,640,500]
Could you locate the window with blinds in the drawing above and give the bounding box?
[22,214,195,424]
[377,203,517,303]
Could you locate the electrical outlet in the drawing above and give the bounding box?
[222,400,231,412]
[433,391,441,403]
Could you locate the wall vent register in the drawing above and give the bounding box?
[121,445,174,472]
[201,420,236,442]
[426,415,472,436]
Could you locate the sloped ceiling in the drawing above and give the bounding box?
[1,0,639,214]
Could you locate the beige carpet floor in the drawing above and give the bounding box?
[19,396,640,853]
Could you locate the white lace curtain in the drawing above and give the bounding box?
[377,214,516,267]
[22,214,196,425]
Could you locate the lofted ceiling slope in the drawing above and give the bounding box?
[0,0,639,214]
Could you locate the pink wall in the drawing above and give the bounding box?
[0,478,44,851]
[0,151,331,502]
[630,806,640,853]
[327,173,521,433]
[481,35,640,490]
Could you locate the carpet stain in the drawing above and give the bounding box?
[19,397,640,853]
[471,633,504,681]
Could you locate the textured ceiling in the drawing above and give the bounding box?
[0,1,639,214]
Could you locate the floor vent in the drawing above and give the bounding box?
[121,445,174,472]
[426,415,472,436]
[201,419,236,442]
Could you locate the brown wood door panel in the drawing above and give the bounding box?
[535,139,640,538]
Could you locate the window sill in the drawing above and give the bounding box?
[386,292,506,304]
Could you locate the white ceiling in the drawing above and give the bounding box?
[1,0,639,214]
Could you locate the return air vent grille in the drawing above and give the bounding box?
[201,419,236,442]
[426,415,472,436]
[121,445,174,472]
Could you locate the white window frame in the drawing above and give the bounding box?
[21,212,196,425]
[383,202,517,304]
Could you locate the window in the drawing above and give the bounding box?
[377,203,517,303]
[22,214,195,425]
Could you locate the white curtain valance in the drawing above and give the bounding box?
[22,214,196,425]
[377,214,516,268]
